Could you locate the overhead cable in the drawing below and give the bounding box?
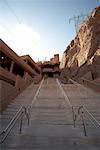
[4,0,21,24]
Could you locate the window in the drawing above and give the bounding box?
[0,51,12,71]
[12,63,24,77]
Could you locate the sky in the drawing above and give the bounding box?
[0,0,99,62]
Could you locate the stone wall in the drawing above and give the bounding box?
[60,6,100,81]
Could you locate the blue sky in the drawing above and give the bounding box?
[0,0,99,61]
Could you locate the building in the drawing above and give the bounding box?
[0,39,41,112]
[38,54,60,77]
[20,55,42,83]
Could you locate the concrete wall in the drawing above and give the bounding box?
[0,72,33,113]
[82,72,93,80]
[0,80,19,112]
[78,78,100,93]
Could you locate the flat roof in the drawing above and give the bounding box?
[20,55,41,72]
[0,39,39,76]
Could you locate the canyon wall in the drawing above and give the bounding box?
[60,6,100,82]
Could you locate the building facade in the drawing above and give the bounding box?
[0,39,41,112]
[38,54,60,77]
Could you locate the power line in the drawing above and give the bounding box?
[0,21,15,38]
[0,0,21,39]
[4,0,21,24]
[69,13,87,33]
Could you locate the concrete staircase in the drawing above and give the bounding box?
[62,83,100,122]
[0,82,39,131]
[1,78,100,149]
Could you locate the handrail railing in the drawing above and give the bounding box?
[69,78,100,135]
[77,105,100,136]
[0,78,44,144]
[82,78,100,86]
[26,78,44,126]
[79,105,100,127]
[0,106,27,144]
[56,78,77,127]
[77,106,87,136]
[56,79,72,107]
[69,78,100,95]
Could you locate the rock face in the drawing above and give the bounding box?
[60,6,100,81]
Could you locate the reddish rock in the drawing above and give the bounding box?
[60,6,100,80]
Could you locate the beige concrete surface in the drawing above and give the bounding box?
[1,78,100,149]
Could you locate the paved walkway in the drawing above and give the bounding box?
[1,78,100,150]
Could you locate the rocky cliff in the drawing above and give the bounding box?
[60,6,100,81]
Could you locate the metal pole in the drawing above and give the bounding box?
[72,106,76,127]
[19,112,24,134]
[81,112,87,136]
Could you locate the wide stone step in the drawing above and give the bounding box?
[1,78,100,150]
[1,127,100,150]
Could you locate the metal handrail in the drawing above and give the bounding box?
[69,78,100,96]
[69,79,100,134]
[56,79,72,107]
[82,105,100,128]
[69,79,100,123]
[26,78,44,126]
[77,105,100,136]
[72,106,77,127]
[81,78,100,86]
[69,79,77,84]
[0,78,44,144]
[77,106,87,136]
[56,79,77,127]
[0,106,27,144]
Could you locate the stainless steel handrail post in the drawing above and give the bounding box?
[27,106,31,126]
[19,111,24,134]
[72,106,77,127]
[19,106,27,134]
[81,111,87,136]
[78,106,87,136]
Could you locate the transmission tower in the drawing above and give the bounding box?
[69,13,87,33]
